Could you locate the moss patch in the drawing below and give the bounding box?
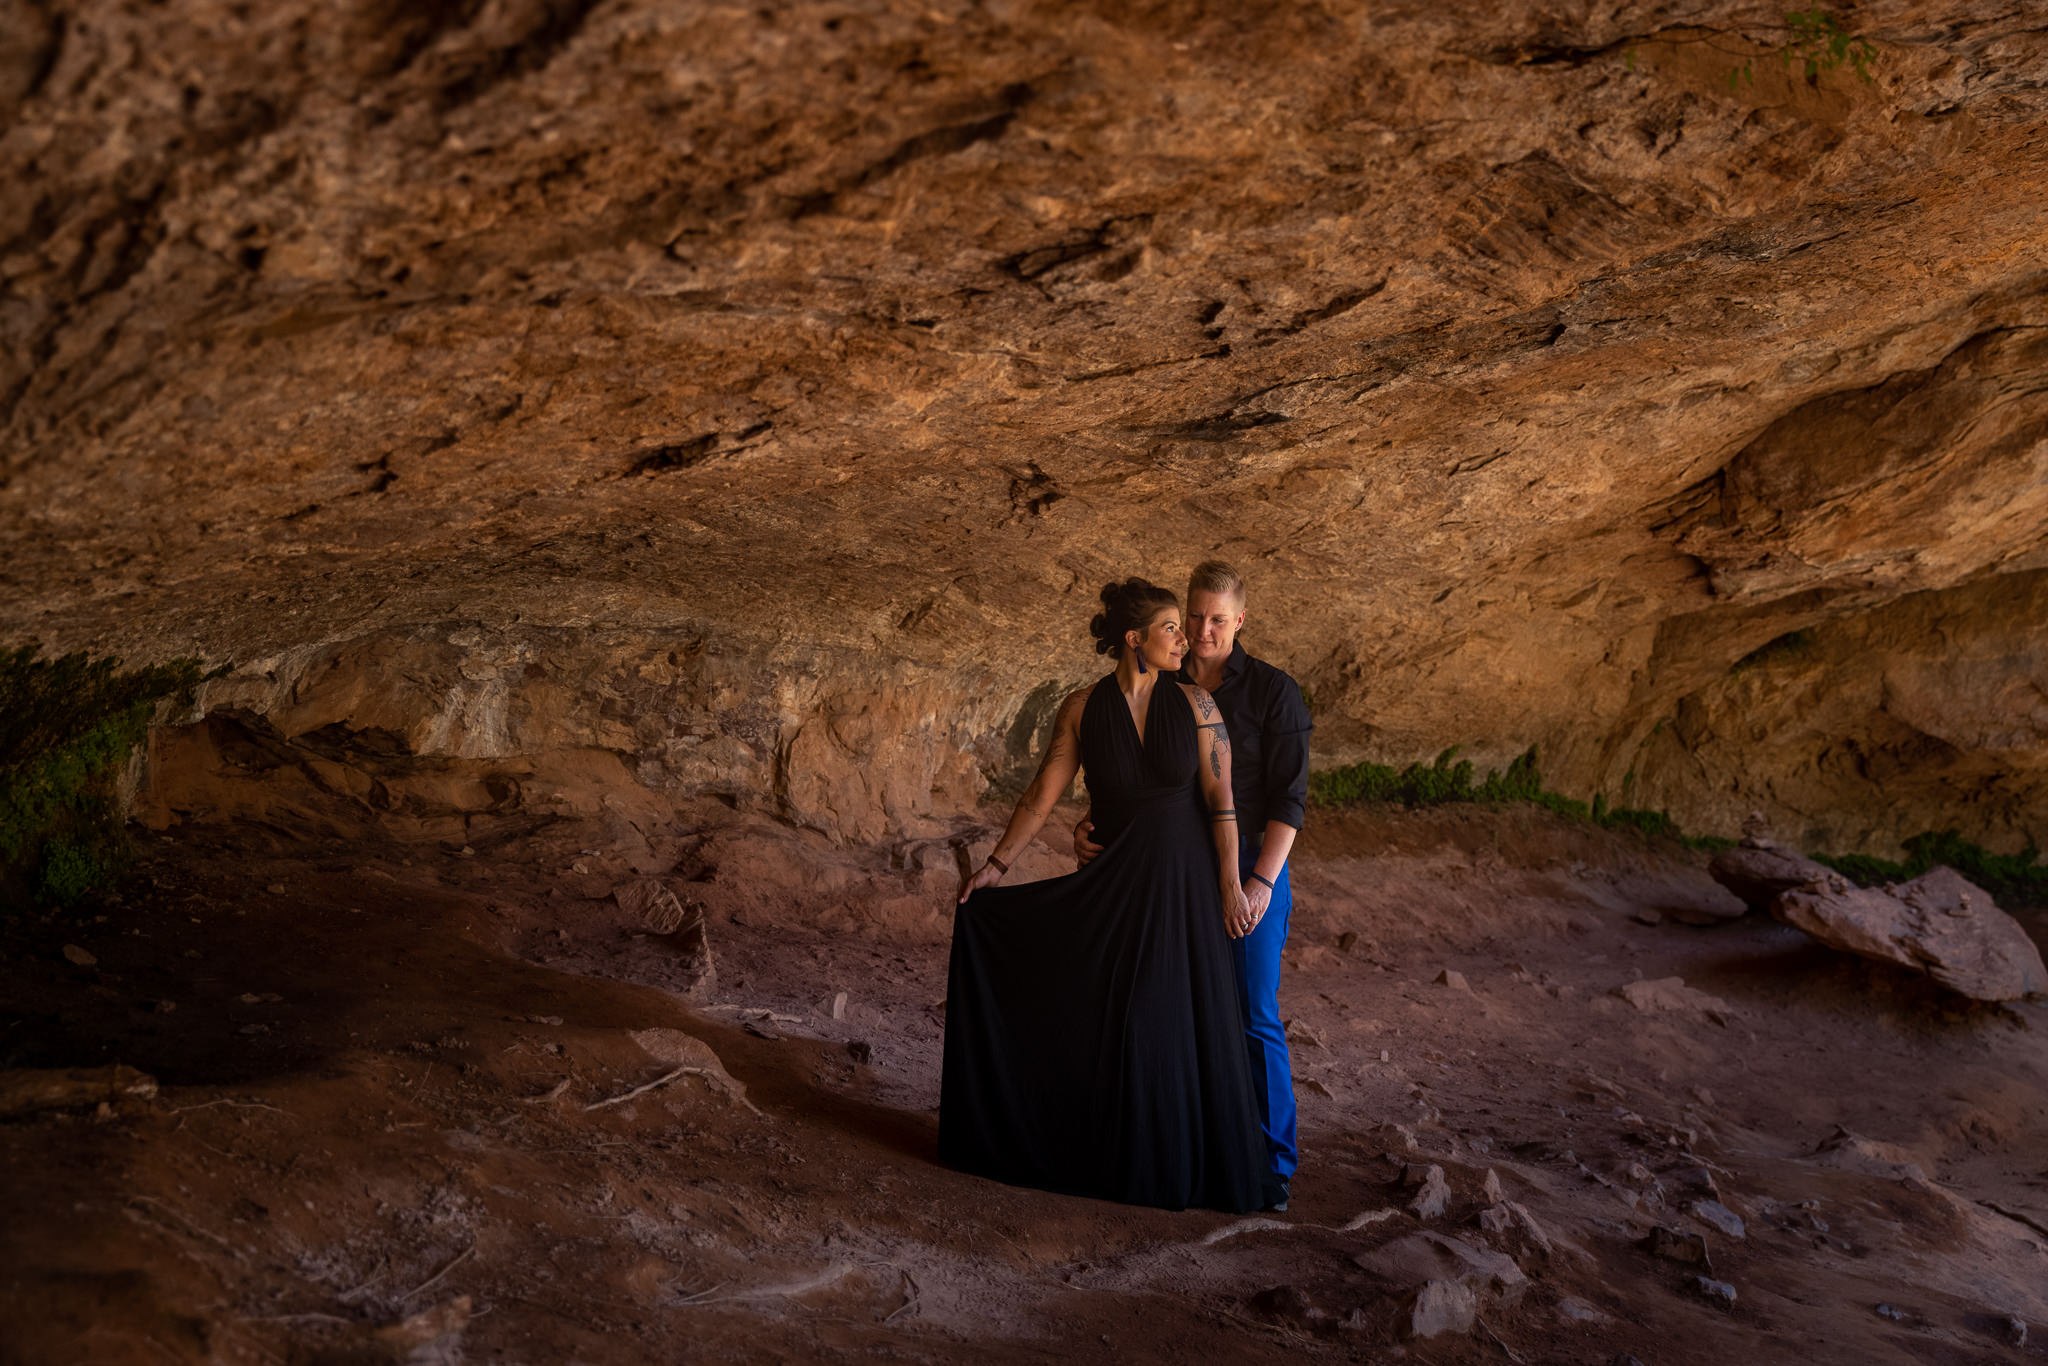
[1815,830,2048,910]
[0,646,208,911]
[1310,745,1733,851]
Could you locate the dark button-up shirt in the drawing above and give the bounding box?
[1176,640,1312,843]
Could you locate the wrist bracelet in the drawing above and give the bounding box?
[985,853,1009,874]
[1248,872,1275,891]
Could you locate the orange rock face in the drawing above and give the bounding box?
[3,2,2045,852]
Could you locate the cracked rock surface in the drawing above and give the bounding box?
[3,0,2047,850]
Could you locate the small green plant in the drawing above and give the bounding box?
[1782,9,1877,83]
[0,646,210,911]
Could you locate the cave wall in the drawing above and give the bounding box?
[3,0,2046,856]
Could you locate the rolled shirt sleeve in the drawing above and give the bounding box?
[1262,675,1313,830]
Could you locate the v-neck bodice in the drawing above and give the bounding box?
[1080,673,1198,845]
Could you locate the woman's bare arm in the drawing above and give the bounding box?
[1186,684,1252,937]
[956,688,1089,903]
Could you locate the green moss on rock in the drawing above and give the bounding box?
[0,646,208,911]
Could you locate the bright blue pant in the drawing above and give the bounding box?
[1231,855,1297,1181]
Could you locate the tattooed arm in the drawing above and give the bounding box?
[957,687,1089,904]
[1184,684,1252,938]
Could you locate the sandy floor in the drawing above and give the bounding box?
[4,802,2046,1365]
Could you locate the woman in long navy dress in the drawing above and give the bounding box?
[942,579,1284,1213]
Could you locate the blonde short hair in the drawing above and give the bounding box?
[1186,560,1246,604]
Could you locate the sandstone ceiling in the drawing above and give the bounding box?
[3,0,2046,855]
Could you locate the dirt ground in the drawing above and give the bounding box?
[4,800,2046,1365]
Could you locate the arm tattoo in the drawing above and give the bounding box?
[1210,745,1222,778]
[1194,690,1217,720]
[1209,809,1237,822]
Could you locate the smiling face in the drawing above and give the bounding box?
[1185,588,1246,666]
[1125,606,1187,673]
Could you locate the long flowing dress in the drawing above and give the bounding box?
[938,674,1284,1213]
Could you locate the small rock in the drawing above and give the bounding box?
[237,1023,269,1036]
[1612,1356,1647,1366]
[1643,1225,1710,1266]
[2004,1317,2028,1348]
[1477,1203,1512,1235]
[152,1000,177,1014]
[1300,1078,1336,1099]
[1557,1297,1613,1326]
[1336,931,1359,952]
[1631,908,1664,926]
[1408,1279,1476,1338]
[1874,1303,1909,1322]
[1434,968,1470,992]
[1674,1165,1720,1197]
[741,1020,782,1040]
[1407,1165,1451,1221]
[570,861,590,875]
[1284,1018,1325,1048]
[845,1039,873,1065]
[1615,976,1733,1024]
[237,992,283,1005]
[1690,1200,1746,1240]
[1690,1276,1736,1307]
[1481,1169,1503,1204]
[266,883,285,895]
[61,944,97,967]
[830,991,847,1020]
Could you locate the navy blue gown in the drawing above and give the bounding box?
[939,675,1283,1213]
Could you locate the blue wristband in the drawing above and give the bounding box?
[1248,872,1275,892]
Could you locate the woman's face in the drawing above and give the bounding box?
[1127,608,1187,673]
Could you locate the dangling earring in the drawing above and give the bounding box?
[1136,650,1148,675]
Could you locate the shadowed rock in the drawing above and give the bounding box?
[1772,866,2048,1001]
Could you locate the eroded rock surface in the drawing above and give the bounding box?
[1773,866,2048,1001]
[2,2,2046,852]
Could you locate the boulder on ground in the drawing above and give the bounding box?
[1772,866,2047,1001]
[1707,843,1832,914]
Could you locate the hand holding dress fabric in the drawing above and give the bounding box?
[1073,817,1102,866]
[957,862,1004,905]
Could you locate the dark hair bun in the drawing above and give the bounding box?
[1088,577,1180,658]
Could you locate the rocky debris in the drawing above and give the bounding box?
[1643,1226,1711,1268]
[1284,1019,1325,1048]
[1482,1169,1503,1204]
[1556,1297,1613,1326]
[1614,977,1733,1025]
[1808,1129,1930,1183]
[1772,866,2048,1001]
[2003,1316,2029,1348]
[0,1065,159,1119]
[1434,968,1471,992]
[1408,1279,1477,1339]
[1874,1303,1911,1322]
[1689,1200,1746,1240]
[622,1028,754,1112]
[60,944,97,967]
[1357,1231,1527,1339]
[612,877,716,995]
[1475,1201,1557,1260]
[1689,1276,1737,1307]
[1404,1164,1452,1221]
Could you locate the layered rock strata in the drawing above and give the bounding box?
[3,1,2046,852]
